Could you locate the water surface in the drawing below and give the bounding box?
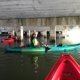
[0,36,80,80]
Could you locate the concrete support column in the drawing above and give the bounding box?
[17,26,23,41]
[50,26,56,43]
[12,30,15,36]
[20,26,23,40]
[40,30,47,38]
[62,26,67,38]
[27,30,30,37]
[43,30,47,38]
[49,18,57,44]
[62,30,66,38]
[44,30,47,38]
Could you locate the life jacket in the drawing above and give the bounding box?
[31,37,38,47]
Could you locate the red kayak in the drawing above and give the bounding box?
[1,38,15,43]
[45,54,80,80]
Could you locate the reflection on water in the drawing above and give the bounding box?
[29,55,39,74]
[0,36,80,80]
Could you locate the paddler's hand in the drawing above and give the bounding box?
[35,45,40,48]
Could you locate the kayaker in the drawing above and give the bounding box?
[31,31,50,48]
[31,31,40,47]
[7,32,17,40]
[31,30,37,44]
[7,33,13,38]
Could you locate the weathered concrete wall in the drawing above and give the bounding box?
[0,17,80,41]
[0,17,80,27]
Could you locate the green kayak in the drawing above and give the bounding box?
[5,44,80,54]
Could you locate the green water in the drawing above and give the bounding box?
[0,36,80,80]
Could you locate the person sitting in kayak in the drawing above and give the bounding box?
[7,32,17,40]
[31,31,40,47]
[31,31,50,50]
[7,32,13,38]
[7,32,16,40]
[8,33,12,38]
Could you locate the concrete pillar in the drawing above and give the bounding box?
[12,30,15,36]
[27,30,30,37]
[62,30,66,38]
[62,26,67,38]
[49,18,57,44]
[50,26,56,43]
[16,26,23,41]
[40,32,43,36]
[30,30,33,36]
[20,26,23,40]
[44,30,47,38]
[40,30,47,38]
